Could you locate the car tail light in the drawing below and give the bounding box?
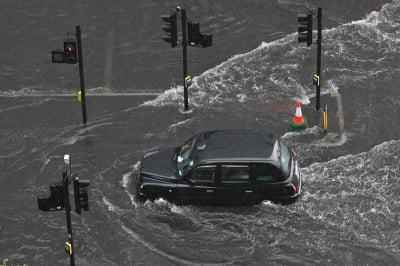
[290,183,297,194]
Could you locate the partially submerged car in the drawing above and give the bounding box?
[136,130,301,205]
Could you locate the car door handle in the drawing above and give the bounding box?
[245,190,253,193]
[206,189,214,193]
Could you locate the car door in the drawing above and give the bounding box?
[251,163,283,202]
[178,165,217,205]
[214,164,254,205]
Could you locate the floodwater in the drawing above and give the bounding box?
[1,0,400,265]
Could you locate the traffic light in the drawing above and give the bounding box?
[188,21,200,46]
[161,12,178,48]
[73,177,89,214]
[52,49,65,63]
[64,40,78,64]
[298,11,313,46]
[188,21,212,48]
[200,33,212,48]
[37,183,65,212]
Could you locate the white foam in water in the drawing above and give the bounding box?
[298,139,400,241]
[102,196,122,214]
[141,85,183,107]
[142,33,315,108]
[303,139,400,183]
[120,172,131,189]
[281,125,321,139]
[101,198,194,264]
[120,164,141,208]
[0,97,52,113]
[0,87,39,97]
[154,198,168,206]
[39,157,51,174]
[148,198,185,214]
[118,223,195,265]
[125,190,138,208]
[168,119,191,131]
[261,200,279,209]
[236,93,247,102]
[133,161,141,171]
[327,80,340,92]
[87,86,113,94]
[170,205,185,215]
[316,132,347,147]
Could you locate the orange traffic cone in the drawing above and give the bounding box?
[290,100,308,131]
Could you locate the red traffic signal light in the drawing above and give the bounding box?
[64,40,78,64]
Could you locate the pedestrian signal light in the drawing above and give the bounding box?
[64,241,73,255]
[184,76,192,88]
[312,74,320,87]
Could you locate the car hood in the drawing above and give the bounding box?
[140,148,177,180]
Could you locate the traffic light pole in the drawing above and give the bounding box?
[181,9,189,111]
[62,171,75,266]
[76,25,87,124]
[161,8,212,111]
[37,155,89,264]
[316,8,322,111]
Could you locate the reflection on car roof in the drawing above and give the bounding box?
[196,130,277,164]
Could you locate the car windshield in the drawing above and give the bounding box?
[279,140,291,176]
[176,137,197,177]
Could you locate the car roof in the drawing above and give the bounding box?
[195,130,279,165]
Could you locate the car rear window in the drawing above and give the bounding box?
[253,164,283,182]
[221,165,249,183]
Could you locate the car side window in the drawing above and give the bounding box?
[221,165,249,183]
[253,164,282,183]
[189,165,216,183]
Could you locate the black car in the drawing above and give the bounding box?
[136,130,301,205]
